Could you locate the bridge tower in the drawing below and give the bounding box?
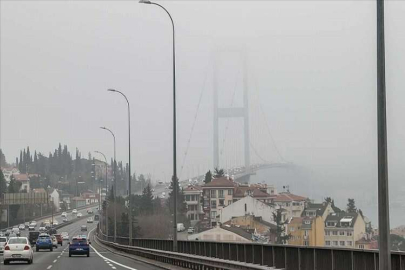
[213,50,250,178]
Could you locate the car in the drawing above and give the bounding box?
[48,228,57,235]
[30,221,37,227]
[28,231,40,245]
[53,221,59,226]
[87,209,93,214]
[28,225,35,231]
[61,232,69,241]
[187,227,195,234]
[0,236,7,253]
[77,213,83,218]
[176,223,185,232]
[87,218,93,223]
[19,224,25,230]
[69,236,90,257]
[39,226,46,232]
[63,218,68,223]
[12,227,21,236]
[5,229,12,237]
[36,233,53,251]
[3,237,34,265]
[80,225,87,232]
[61,212,67,218]
[51,235,58,248]
[72,209,77,214]
[54,234,63,246]
[25,222,30,228]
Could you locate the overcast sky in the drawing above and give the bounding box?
[1,1,405,218]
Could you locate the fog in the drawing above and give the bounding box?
[1,1,405,226]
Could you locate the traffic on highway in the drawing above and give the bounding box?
[0,206,158,269]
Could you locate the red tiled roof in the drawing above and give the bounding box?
[12,174,29,181]
[273,192,307,202]
[203,177,236,188]
[233,187,271,198]
[184,185,202,192]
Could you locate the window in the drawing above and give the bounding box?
[304,241,309,246]
[304,220,310,225]
[290,227,295,232]
[211,200,217,208]
[211,211,217,219]
[227,200,232,205]
[325,231,331,236]
[347,231,353,236]
[219,199,224,206]
[304,230,309,236]
[332,231,338,236]
[219,190,224,198]
[359,244,365,249]
[333,241,338,246]
[327,222,336,227]
[293,202,301,206]
[210,190,216,198]
[347,241,353,246]
[325,241,331,246]
[340,241,345,246]
[339,231,345,236]
[286,203,290,207]
[245,203,247,212]
[228,189,233,195]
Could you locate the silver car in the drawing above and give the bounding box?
[3,237,34,265]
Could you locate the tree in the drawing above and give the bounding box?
[214,168,225,178]
[204,170,212,184]
[8,176,21,193]
[141,184,153,215]
[0,149,7,167]
[271,209,290,244]
[347,198,357,213]
[324,196,341,213]
[0,169,7,196]
[166,177,188,224]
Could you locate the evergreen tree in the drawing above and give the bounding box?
[204,170,212,184]
[0,169,7,196]
[271,209,290,244]
[19,151,23,172]
[347,198,357,213]
[141,184,153,214]
[214,168,225,178]
[8,176,21,193]
[166,177,188,224]
[0,149,7,167]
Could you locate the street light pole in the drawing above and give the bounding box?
[108,88,133,244]
[139,0,178,252]
[95,151,108,237]
[376,0,391,269]
[100,126,117,243]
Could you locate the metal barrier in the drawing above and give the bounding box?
[96,234,278,270]
[97,232,405,270]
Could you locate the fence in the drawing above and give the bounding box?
[98,232,405,270]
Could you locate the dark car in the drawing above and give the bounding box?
[54,234,63,246]
[28,231,40,245]
[69,237,90,257]
[36,233,53,252]
[80,225,87,232]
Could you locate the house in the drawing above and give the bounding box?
[225,215,277,236]
[219,196,278,225]
[48,188,60,212]
[324,211,366,248]
[355,235,378,250]
[71,197,86,209]
[202,177,237,226]
[288,216,325,246]
[12,173,30,192]
[60,193,73,210]
[1,167,19,184]
[233,186,272,203]
[189,225,252,242]
[272,192,307,218]
[82,192,99,205]
[302,202,334,221]
[183,185,204,226]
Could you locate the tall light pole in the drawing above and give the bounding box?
[95,151,108,237]
[139,0,178,252]
[376,0,391,269]
[107,88,133,245]
[100,126,117,243]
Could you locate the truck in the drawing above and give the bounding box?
[28,231,40,245]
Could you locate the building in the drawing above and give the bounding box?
[12,173,30,192]
[272,192,307,218]
[225,215,277,236]
[324,212,366,248]
[82,192,99,205]
[183,185,203,225]
[71,197,86,209]
[1,167,19,184]
[189,226,252,242]
[233,186,272,203]
[48,188,60,212]
[60,193,72,210]
[202,177,236,226]
[302,202,334,221]
[355,235,378,249]
[219,196,278,225]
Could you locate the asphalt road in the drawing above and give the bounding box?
[1,208,162,270]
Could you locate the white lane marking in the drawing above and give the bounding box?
[88,228,138,270]
[57,256,61,258]
[53,259,57,263]
[47,266,52,269]
[112,267,116,270]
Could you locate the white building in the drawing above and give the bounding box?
[12,174,30,192]
[48,189,60,212]
[189,226,252,242]
[218,196,278,225]
[183,185,203,226]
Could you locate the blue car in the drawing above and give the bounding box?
[36,233,53,252]
[69,236,90,257]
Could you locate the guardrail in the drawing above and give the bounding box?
[95,233,278,270]
[97,233,405,270]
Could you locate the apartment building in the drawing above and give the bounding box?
[202,177,236,226]
[183,185,203,225]
[324,212,366,248]
[233,186,273,203]
[272,192,307,218]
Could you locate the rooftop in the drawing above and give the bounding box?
[203,177,236,188]
[273,192,307,202]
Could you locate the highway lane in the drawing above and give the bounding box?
[1,210,162,270]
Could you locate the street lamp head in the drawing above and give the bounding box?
[107,88,117,92]
[139,0,151,4]
[100,127,106,130]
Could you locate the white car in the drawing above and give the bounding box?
[61,232,69,241]
[0,237,7,253]
[3,237,34,265]
[72,209,77,214]
[61,212,67,218]
[28,225,35,231]
[77,213,83,218]
[19,224,25,230]
[87,218,93,223]
[30,221,37,227]
[51,235,58,248]
[53,221,59,226]
[39,226,46,232]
